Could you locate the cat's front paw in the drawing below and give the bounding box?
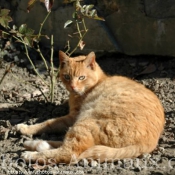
[21,151,38,162]
[16,123,30,135]
[21,151,48,164]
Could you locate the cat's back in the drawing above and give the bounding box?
[79,75,164,124]
[84,75,160,106]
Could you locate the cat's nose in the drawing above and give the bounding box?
[70,85,75,90]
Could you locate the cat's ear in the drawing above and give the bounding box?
[59,51,69,68]
[84,52,96,70]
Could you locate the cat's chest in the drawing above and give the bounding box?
[75,88,105,119]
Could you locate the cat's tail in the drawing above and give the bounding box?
[78,145,150,163]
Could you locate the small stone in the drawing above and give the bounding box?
[14,56,19,62]
[90,160,98,167]
[79,159,89,167]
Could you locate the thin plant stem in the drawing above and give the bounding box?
[69,20,88,56]
[36,85,49,102]
[0,63,13,87]
[20,37,48,86]
[38,11,51,36]
[36,44,49,71]
[50,35,55,103]
[36,11,51,72]
[73,30,86,35]
[76,21,82,38]
[65,40,70,55]
[2,31,23,43]
[69,30,88,55]
[82,18,87,32]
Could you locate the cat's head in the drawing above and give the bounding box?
[59,51,99,95]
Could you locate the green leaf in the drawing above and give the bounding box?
[64,20,73,28]
[82,5,94,15]
[0,17,8,28]
[92,14,105,21]
[0,11,12,28]
[24,36,33,47]
[0,9,12,28]
[0,9,10,16]
[19,24,27,34]
[80,7,85,13]
[72,12,80,21]
[25,28,34,36]
[85,5,94,11]
[90,9,96,17]
[72,12,78,19]
[75,1,81,11]
[4,15,12,22]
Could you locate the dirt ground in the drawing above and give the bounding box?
[0,42,175,175]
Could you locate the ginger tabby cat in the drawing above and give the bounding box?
[16,51,165,164]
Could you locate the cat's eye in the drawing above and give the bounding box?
[79,76,85,80]
[64,74,71,81]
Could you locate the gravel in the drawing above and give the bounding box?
[0,40,175,174]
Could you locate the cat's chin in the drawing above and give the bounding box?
[73,91,85,96]
[69,89,85,96]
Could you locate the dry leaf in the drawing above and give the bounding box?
[44,0,54,12]
[139,64,157,75]
[27,0,37,12]
[79,40,85,50]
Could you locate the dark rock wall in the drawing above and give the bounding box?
[144,0,175,18]
[1,0,175,56]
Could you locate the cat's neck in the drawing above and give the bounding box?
[95,63,108,83]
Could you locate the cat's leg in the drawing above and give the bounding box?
[47,141,63,148]
[24,140,63,151]
[21,124,95,164]
[16,114,76,136]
